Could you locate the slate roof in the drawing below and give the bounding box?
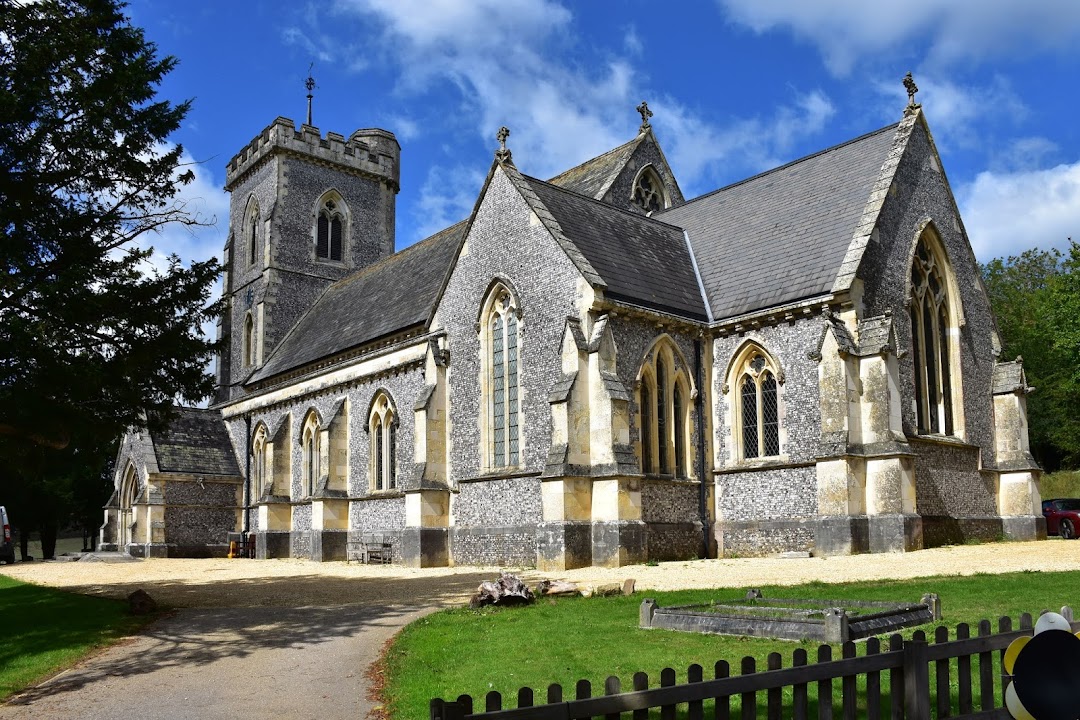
[151,407,241,476]
[252,221,465,382]
[546,135,643,199]
[657,123,898,320]
[524,175,709,320]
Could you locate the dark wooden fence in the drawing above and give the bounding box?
[430,608,1075,720]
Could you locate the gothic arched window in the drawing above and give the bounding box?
[730,345,781,460]
[301,411,322,497]
[369,392,397,491]
[638,337,693,476]
[245,199,260,267]
[315,195,345,262]
[910,231,956,435]
[632,166,666,213]
[481,283,521,470]
[243,313,256,367]
[251,423,268,501]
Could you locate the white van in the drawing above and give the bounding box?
[0,506,14,564]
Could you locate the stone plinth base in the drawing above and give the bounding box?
[536,521,592,571]
[399,527,448,568]
[813,516,870,556]
[592,520,646,567]
[1002,516,1046,542]
[256,531,291,559]
[310,530,348,562]
[868,514,924,553]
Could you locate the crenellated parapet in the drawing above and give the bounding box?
[225,116,400,192]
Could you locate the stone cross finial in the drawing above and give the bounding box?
[903,72,920,114]
[305,63,316,126]
[637,101,653,133]
[495,126,513,164]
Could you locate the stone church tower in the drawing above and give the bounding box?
[216,117,400,401]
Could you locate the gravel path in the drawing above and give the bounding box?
[1,538,1077,718]
[2,538,1076,609]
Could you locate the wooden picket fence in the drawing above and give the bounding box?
[430,609,1075,720]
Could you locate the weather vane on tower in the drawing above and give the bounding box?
[306,63,316,126]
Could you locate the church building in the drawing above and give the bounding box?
[101,80,1046,568]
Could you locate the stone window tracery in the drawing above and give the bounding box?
[632,166,666,213]
[638,337,692,477]
[251,423,268,500]
[301,411,321,498]
[910,230,957,436]
[369,392,397,491]
[729,344,781,460]
[481,283,521,470]
[315,195,345,262]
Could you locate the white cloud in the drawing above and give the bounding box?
[623,25,643,56]
[990,137,1061,173]
[335,0,839,203]
[719,0,1080,75]
[413,164,487,242]
[337,0,631,179]
[958,161,1080,261]
[866,74,1027,153]
[656,89,836,194]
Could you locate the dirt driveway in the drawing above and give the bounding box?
[2,539,1079,719]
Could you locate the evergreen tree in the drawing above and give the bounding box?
[0,0,220,465]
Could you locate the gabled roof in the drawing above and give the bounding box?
[658,123,899,320]
[523,174,709,320]
[151,407,240,476]
[251,221,465,382]
[547,135,644,199]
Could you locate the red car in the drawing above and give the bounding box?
[1042,498,1080,539]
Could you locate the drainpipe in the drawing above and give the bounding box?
[244,415,251,538]
[694,337,710,559]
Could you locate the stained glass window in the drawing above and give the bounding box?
[657,357,668,472]
[910,234,954,435]
[639,341,691,476]
[487,290,520,469]
[737,351,781,460]
[370,393,397,491]
[674,385,685,477]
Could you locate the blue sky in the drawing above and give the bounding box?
[128,0,1080,273]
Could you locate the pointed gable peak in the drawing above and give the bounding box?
[546,110,685,214]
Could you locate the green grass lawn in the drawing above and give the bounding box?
[385,570,1080,718]
[0,575,152,701]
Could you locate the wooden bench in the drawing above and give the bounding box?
[346,534,393,564]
